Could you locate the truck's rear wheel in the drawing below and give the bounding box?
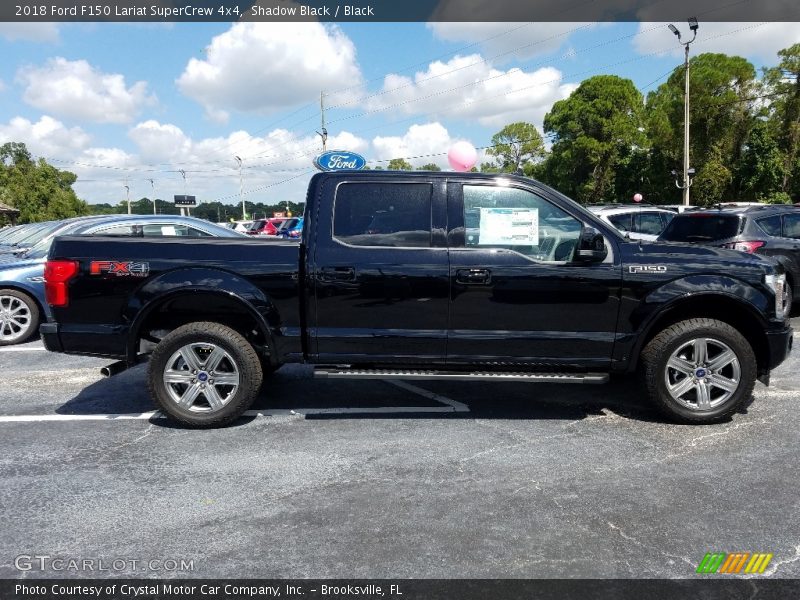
[641,318,756,424]
[148,322,263,427]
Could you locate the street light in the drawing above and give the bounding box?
[235,156,245,220]
[668,17,699,206]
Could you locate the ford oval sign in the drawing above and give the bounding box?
[314,150,367,171]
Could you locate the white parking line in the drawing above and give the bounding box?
[0,412,160,422]
[0,346,47,352]
[386,380,470,412]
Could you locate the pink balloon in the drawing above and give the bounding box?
[448,141,478,172]
[633,193,643,203]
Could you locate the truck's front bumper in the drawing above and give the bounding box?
[766,324,793,371]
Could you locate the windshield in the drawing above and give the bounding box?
[1,223,48,246]
[659,214,743,242]
[5,222,60,248]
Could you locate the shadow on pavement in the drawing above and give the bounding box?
[50,362,753,427]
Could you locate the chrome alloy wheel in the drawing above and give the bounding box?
[0,294,32,343]
[162,342,240,413]
[664,337,741,411]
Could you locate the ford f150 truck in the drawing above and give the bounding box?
[41,172,793,427]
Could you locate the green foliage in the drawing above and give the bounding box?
[0,142,90,223]
[417,163,442,171]
[484,122,545,174]
[387,158,413,170]
[541,75,647,203]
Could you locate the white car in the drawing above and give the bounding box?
[588,205,676,241]
[218,220,253,233]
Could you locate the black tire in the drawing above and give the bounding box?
[147,321,263,428]
[0,289,40,346]
[641,318,756,424]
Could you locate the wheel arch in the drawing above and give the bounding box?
[628,293,770,377]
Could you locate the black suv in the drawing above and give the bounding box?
[659,205,800,307]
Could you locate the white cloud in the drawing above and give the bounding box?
[0,79,5,93]
[632,22,800,63]
[427,22,593,62]
[0,23,59,43]
[17,57,156,124]
[364,54,577,128]
[0,115,91,157]
[177,22,363,122]
[371,122,480,169]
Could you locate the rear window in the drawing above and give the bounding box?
[659,214,743,242]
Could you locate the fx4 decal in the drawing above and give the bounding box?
[90,261,150,277]
[629,265,667,274]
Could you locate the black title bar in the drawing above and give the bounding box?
[4,0,800,22]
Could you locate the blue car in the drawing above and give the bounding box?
[0,215,244,345]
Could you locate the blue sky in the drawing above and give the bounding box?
[0,20,797,209]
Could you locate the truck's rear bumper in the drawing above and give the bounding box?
[39,322,127,360]
[39,322,62,353]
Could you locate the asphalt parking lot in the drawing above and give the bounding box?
[1,318,799,580]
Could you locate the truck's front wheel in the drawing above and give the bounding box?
[148,322,263,427]
[641,318,756,424]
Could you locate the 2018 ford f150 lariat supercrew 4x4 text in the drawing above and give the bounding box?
[40,172,793,427]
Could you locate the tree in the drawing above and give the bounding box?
[387,158,413,170]
[417,163,441,171]
[646,53,759,205]
[762,43,800,199]
[484,122,545,174]
[541,75,647,203]
[0,142,89,223]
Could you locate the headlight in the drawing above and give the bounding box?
[764,273,787,320]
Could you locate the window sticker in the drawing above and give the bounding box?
[478,208,539,246]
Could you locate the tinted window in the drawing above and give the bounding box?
[463,185,581,262]
[661,212,675,227]
[334,183,432,247]
[757,215,782,237]
[635,212,667,235]
[659,214,743,242]
[607,213,632,232]
[141,224,211,237]
[784,214,800,239]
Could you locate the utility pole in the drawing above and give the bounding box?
[179,169,187,217]
[316,91,328,152]
[668,17,699,206]
[148,178,156,215]
[235,156,245,220]
[124,178,131,215]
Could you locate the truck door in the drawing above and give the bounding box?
[446,180,622,369]
[310,177,449,364]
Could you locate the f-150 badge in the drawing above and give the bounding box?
[629,265,667,273]
[90,261,150,277]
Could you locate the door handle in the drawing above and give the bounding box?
[456,268,491,285]
[320,266,356,281]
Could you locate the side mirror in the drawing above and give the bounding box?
[575,226,607,262]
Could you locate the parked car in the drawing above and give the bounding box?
[276,217,303,239]
[0,215,243,346]
[42,172,791,427]
[658,205,800,309]
[247,218,287,236]
[587,205,676,241]
[0,221,59,256]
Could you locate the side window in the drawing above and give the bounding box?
[635,212,666,236]
[140,224,208,237]
[783,214,800,239]
[757,215,782,237]
[93,225,140,236]
[463,185,582,262]
[661,212,676,228]
[607,213,632,232]
[333,183,432,248]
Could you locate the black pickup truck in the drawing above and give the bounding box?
[41,172,793,426]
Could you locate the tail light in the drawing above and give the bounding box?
[721,241,765,254]
[44,260,79,307]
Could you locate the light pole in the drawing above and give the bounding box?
[148,178,156,215]
[235,156,245,220]
[668,17,699,206]
[124,183,131,215]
